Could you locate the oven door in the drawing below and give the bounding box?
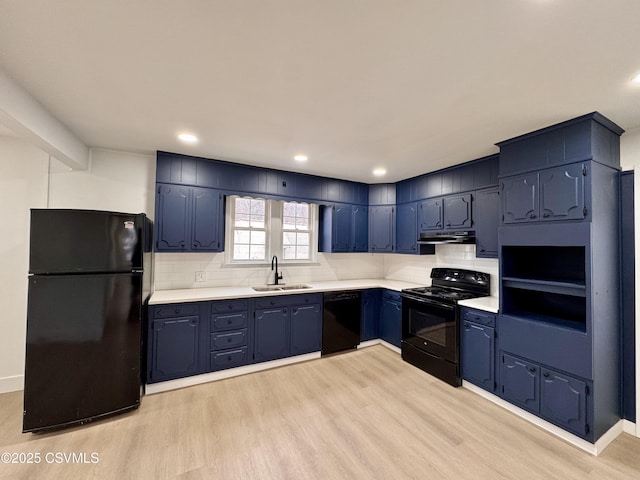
[401,294,459,364]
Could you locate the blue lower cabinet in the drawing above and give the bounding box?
[500,353,540,413]
[461,321,495,392]
[290,304,322,355]
[380,291,402,348]
[500,351,591,439]
[361,289,381,341]
[209,299,251,372]
[254,295,323,363]
[540,368,589,437]
[149,316,199,383]
[210,348,248,370]
[254,307,289,362]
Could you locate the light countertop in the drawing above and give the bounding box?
[458,296,499,313]
[149,279,423,305]
[150,278,499,314]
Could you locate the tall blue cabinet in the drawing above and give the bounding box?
[496,112,624,442]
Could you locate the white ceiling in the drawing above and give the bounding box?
[1,0,639,183]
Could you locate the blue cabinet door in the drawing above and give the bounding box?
[539,163,585,221]
[395,203,418,254]
[361,289,381,341]
[332,204,353,252]
[380,297,402,348]
[500,353,540,413]
[540,368,588,437]
[254,308,289,362]
[502,173,539,224]
[290,304,321,355]
[474,187,500,258]
[156,184,190,250]
[419,198,443,231]
[352,206,369,252]
[192,187,223,251]
[369,205,394,252]
[150,316,199,382]
[444,193,472,229]
[462,321,495,392]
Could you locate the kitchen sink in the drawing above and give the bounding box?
[279,284,311,290]
[251,284,311,292]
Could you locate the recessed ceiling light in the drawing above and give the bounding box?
[373,168,387,177]
[178,133,198,143]
[293,154,308,162]
[632,73,640,84]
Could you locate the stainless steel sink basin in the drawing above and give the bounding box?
[251,284,311,292]
[279,284,311,290]
[251,285,284,292]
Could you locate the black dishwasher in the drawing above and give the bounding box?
[322,291,361,355]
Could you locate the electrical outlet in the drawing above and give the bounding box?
[195,271,206,282]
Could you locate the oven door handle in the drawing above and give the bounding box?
[401,294,456,310]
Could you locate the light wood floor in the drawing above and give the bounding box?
[1,345,639,479]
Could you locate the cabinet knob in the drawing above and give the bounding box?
[528,367,536,373]
[227,337,232,343]
[543,372,550,378]
[529,213,537,219]
[446,222,451,227]
[542,212,550,218]
[464,323,470,328]
[227,319,232,324]
[228,305,232,309]
[174,309,180,314]
[180,241,185,247]
[473,315,480,321]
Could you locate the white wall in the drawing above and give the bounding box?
[0,145,155,393]
[0,137,49,392]
[621,126,640,171]
[49,148,155,216]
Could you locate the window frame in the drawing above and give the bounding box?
[224,195,318,265]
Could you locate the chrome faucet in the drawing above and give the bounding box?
[271,255,283,285]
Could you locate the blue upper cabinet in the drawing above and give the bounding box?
[502,164,586,224]
[369,205,394,252]
[156,153,197,185]
[155,184,224,252]
[395,203,417,254]
[497,113,623,177]
[156,184,190,250]
[443,193,472,229]
[418,198,443,231]
[319,203,369,253]
[473,187,500,258]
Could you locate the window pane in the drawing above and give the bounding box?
[234,230,250,244]
[235,198,250,214]
[296,203,308,218]
[250,245,265,260]
[283,231,297,246]
[235,212,250,227]
[297,232,309,246]
[296,246,309,259]
[251,200,265,216]
[251,230,266,245]
[295,216,309,229]
[234,245,249,260]
[283,203,296,217]
[283,216,296,230]
[283,246,296,260]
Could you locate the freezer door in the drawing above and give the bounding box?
[29,209,147,274]
[23,273,142,432]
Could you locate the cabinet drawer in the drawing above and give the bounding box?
[462,308,496,328]
[211,299,248,313]
[210,329,247,351]
[211,311,247,331]
[153,302,200,319]
[210,347,248,370]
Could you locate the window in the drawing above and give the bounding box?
[226,196,317,264]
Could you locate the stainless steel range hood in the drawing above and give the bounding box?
[416,231,476,245]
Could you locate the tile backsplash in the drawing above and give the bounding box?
[154,244,499,297]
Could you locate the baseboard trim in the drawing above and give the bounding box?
[462,381,623,456]
[623,419,637,436]
[0,374,24,394]
[145,352,322,395]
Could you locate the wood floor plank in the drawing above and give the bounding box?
[1,345,639,480]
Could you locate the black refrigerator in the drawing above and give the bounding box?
[23,209,152,433]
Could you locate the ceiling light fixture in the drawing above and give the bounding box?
[373,168,387,177]
[178,133,198,143]
[632,72,640,84]
[293,154,308,162]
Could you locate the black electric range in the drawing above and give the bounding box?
[400,268,490,386]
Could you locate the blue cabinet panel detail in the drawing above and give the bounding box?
[369,205,394,252]
[380,292,402,348]
[462,320,495,392]
[254,308,289,362]
[502,173,538,223]
[290,304,322,356]
[540,368,587,436]
[500,353,540,413]
[474,187,500,258]
[361,289,381,342]
[150,316,199,382]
